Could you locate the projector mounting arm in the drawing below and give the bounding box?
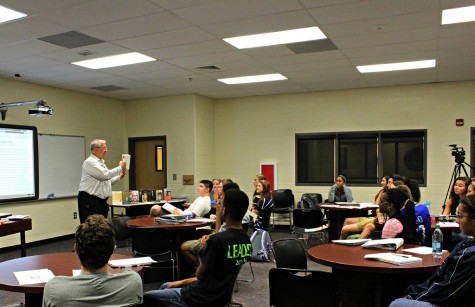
[0,100,51,120]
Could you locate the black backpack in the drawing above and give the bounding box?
[299,193,322,209]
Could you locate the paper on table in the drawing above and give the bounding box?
[364,252,423,265]
[73,269,81,276]
[402,246,433,255]
[187,218,215,223]
[439,222,459,228]
[14,269,55,285]
[108,256,156,268]
[162,202,183,214]
[360,203,379,208]
[304,225,328,233]
[332,238,371,245]
[320,204,341,208]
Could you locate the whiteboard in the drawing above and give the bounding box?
[38,134,85,199]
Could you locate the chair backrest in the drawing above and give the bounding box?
[111,216,133,241]
[367,231,382,240]
[292,208,325,229]
[131,227,173,259]
[269,268,338,307]
[272,238,307,270]
[300,193,322,209]
[272,189,294,209]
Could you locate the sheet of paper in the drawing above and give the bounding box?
[72,269,81,276]
[14,269,55,285]
[402,246,433,255]
[439,222,459,228]
[108,256,156,268]
[360,203,379,208]
[320,204,341,208]
[187,218,215,223]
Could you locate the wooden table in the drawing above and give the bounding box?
[0,252,141,307]
[308,243,448,307]
[0,218,32,257]
[127,216,213,279]
[320,203,378,240]
[110,198,186,217]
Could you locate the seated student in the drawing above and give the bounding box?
[172,179,212,218]
[181,182,252,269]
[340,176,389,239]
[143,188,252,307]
[251,179,274,230]
[42,215,142,307]
[150,204,166,217]
[468,182,475,196]
[327,174,353,202]
[389,195,475,307]
[209,178,222,203]
[379,187,419,245]
[443,176,470,215]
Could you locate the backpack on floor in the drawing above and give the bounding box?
[250,229,272,262]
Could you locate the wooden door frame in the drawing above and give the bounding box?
[128,136,167,190]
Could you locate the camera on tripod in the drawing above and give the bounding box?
[449,144,465,164]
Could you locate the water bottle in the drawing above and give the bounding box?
[432,223,443,259]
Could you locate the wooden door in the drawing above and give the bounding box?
[128,136,166,190]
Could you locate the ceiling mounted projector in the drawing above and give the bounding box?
[29,105,53,117]
[0,99,51,120]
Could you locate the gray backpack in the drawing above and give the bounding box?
[250,229,272,262]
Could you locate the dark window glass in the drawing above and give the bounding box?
[296,130,426,186]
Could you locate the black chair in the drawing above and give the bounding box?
[111,215,132,247]
[367,230,382,240]
[272,238,307,270]
[237,223,254,283]
[292,208,328,245]
[131,228,177,282]
[269,268,338,307]
[271,189,294,230]
[300,193,322,209]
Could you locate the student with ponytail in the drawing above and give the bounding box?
[378,187,419,245]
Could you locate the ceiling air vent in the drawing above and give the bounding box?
[195,65,221,70]
[38,31,104,49]
[90,85,126,92]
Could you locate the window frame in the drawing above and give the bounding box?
[295,129,427,187]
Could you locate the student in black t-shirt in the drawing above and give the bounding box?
[143,188,252,307]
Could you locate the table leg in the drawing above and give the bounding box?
[20,231,26,257]
[25,293,43,307]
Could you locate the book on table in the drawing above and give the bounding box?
[108,256,156,268]
[364,252,422,265]
[361,238,404,250]
[332,239,371,246]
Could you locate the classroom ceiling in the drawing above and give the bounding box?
[0,0,475,101]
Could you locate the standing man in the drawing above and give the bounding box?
[78,139,126,223]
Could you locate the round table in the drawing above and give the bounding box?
[0,252,142,307]
[308,243,448,307]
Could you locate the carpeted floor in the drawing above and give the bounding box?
[0,227,330,306]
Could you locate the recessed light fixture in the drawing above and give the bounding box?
[356,60,436,73]
[218,73,287,84]
[72,52,155,69]
[442,5,475,25]
[223,26,327,49]
[0,5,27,23]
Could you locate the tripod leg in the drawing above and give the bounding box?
[443,165,459,211]
[460,164,469,177]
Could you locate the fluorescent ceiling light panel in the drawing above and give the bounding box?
[442,5,475,25]
[0,5,27,23]
[223,27,327,49]
[218,73,287,84]
[72,52,155,69]
[357,60,436,73]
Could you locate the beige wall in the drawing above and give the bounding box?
[1,77,475,248]
[0,78,126,248]
[214,81,475,210]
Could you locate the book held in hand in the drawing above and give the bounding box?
[361,238,404,250]
[364,252,422,265]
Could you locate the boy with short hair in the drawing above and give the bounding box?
[143,188,252,307]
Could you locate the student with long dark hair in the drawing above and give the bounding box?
[379,187,419,245]
[442,176,470,215]
[328,175,353,202]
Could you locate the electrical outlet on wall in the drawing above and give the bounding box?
[73,212,77,219]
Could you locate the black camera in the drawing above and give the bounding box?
[449,144,465,164]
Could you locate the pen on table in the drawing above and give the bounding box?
[391,253,412,258]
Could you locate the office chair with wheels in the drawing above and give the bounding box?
[131,228,177,282]
[269,268,339,307]
[271,189,294,230]
[292,208,328,245]
[272,238,307,270]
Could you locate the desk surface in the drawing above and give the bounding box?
[110,198,186,208]
[126,215,213,230]
[308,243,448,273]
[0,253,140,294]
[0,218,32,237]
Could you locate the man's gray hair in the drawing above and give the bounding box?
[90,139,105,151]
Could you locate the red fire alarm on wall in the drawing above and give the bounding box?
[456,119,464,126]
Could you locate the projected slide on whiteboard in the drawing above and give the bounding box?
[0,124,39,203]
